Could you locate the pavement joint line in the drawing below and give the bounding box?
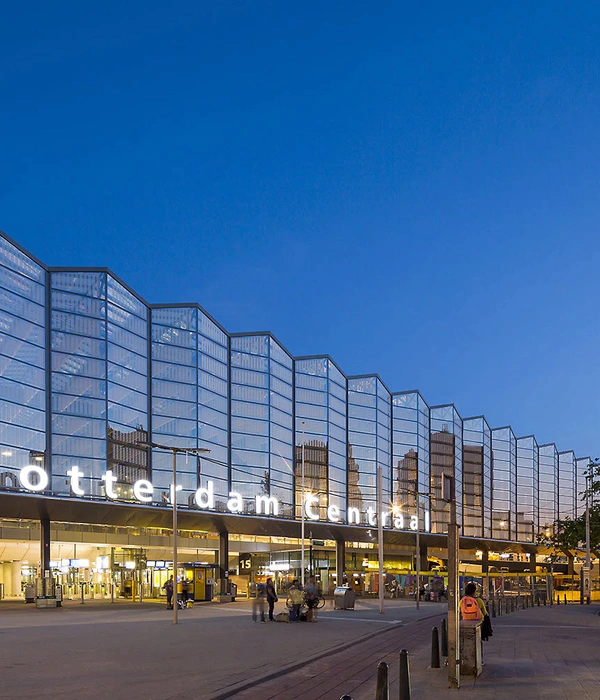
[210,610,442,700]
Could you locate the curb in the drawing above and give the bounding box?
[210,610,442,700]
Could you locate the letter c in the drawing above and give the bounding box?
[304,494,320,521]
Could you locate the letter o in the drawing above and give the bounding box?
[19,465,49,492]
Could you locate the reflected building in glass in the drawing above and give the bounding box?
[392,391,429,518]
[430,405,463,534]
[347,376,391,516]
[462,416,491,539]
[294,357,347,521]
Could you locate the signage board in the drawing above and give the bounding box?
[239,554,252,572]
[582,565,591,597]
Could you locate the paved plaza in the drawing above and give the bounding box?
[230,602,600,700]
[2,597,600,699]
[0,596,443,699]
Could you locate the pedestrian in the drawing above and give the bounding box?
[252,580,267,623]
[460,582,487,621]
[163,578,174,610]
[305,575,318,622]
[265,577,278,621]
[181,579,190,605]
[289,580,303,623]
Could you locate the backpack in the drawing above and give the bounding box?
[460,595,482,621]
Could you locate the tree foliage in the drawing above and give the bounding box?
[538,460,600,552]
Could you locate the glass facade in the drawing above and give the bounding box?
[230,334,293,516]
[0,237,46,489]
[151,306,229,508]
[347,376,391,518]
[392,391,429,517]
[576,457,590,517]
[462,417,491,538]
[538,443,558,534]
[491,427,517,540]
[516,436,539,542]
[558,450,576,521]
[430,405,463,534]
[0,230,592,546]
[294,357,347,521]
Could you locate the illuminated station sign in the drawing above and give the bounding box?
[16,465,429,532]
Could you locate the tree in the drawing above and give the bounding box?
[537,507,600,551]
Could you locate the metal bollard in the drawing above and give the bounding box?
[340,696,353,700]
[537,594,540,607]
[441,618,448,656]
[564,594,567,606]
[491,598,496,618]
[431,627,440,669]
[543,594,546,606]
[399,649,411,700]
[506,598,510,614]
[375,661,389,700]
[557,595,560,605]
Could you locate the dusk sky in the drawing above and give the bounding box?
[2,1,600,456]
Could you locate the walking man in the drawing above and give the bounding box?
[266,577,278,621]
[305,575,318,623]
[252,581,267,623]
[163,578,174,610]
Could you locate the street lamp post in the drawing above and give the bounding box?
[584,460,598,605]
[138,441,210,625]
[301,422,306,588]
[396,483,432,611]
[415,490,421,611]
[444,473,460,689]
[377,465,384,614]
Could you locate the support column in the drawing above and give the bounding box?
[335,538,346,588]
[218,530,229,595]
[418,543,428,576]
[565,552,575,576]
[482,550,490,597]
[10,562,21,597]
[40,518,51,574]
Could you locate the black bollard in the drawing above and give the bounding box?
[375,662,389,700]
[564,594,567,606]
[506,598,510,614]
[491,598,496,618]
[340,696,353,700]
[431,627,440,669]
[543,594,546,606]
[399,649,411,700]
[537,594,540,607]
[557,595,560,605]
[441,618,448,656]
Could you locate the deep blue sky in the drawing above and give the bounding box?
[1,2,599,456]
